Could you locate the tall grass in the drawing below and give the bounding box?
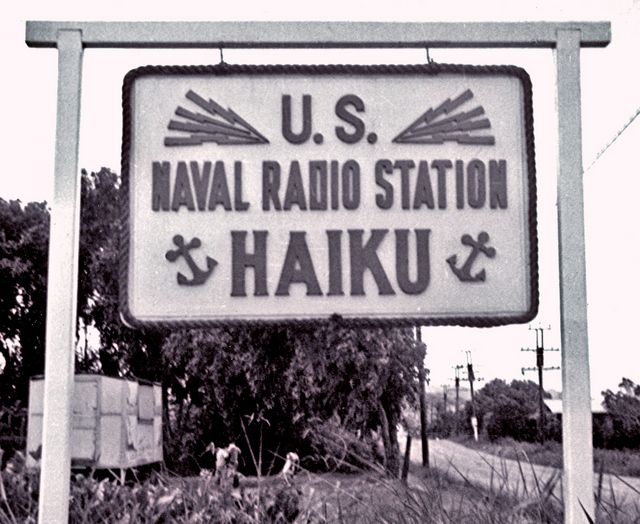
[1,440,639,523]
[456,435,640,478]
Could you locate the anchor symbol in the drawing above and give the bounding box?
[447,232,496,282]
[165,234,218,286]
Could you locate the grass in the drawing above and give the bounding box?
[1,464,563,523]
[453,435,640,478]
[2,461,640,522]
[2,436,640,523]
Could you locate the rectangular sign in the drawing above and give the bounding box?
[121,64,537,327]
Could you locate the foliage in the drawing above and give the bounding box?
[0,169,163,405]
[76,168,165,381]
[601,377,640,450]
[3,432,639,523]
[162,325,420,477]
[0,198,49,406]
[15,449,636,524]
[471,379,552,442]
[428,411,468,439]
[0,464,303,523]
[304,416,384,473]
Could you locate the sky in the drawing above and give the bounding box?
[1,1,638,400]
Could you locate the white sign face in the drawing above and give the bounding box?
[121,64,537,327]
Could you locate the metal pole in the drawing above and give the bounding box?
[556,28,595,523]
[38,29,83,523]
[416,328,429,467]
[466,353,476,417]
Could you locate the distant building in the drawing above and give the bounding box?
[542,398,610,445]
[543,398,606,416]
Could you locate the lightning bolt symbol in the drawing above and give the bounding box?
[408,89,474,133]
[185,90,267,142]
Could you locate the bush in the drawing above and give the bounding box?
[0,453,564,524]
[484,401,537,442]
[303,418,384,473]
[428,411,467,439]
[601,378,640,450]
[161,326,419,477]
[0,466,302,523]
[470,379,556,443]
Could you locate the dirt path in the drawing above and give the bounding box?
[399,430,640,515]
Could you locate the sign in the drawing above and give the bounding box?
[121,64,537,327]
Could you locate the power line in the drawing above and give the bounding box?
[585,106,640,173]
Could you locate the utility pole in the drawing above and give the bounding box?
[465,351,479,441]
[521,326,560,443]
[416,328,429,467]
[442,385,448,413]
[453,365,464,414]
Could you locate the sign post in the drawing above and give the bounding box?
[37,29,83,522]
[556,28,595,521]
[26,21,610,523]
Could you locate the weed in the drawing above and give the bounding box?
[1,437,639,523]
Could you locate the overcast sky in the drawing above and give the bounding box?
[2,1,638,399]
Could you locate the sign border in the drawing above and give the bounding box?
[120,62,538,329]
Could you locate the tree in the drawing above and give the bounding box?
[472,378,548,442]
[161,324,420,476]
[0,169,164,407]
[302,324,419,476]
[601,377,640,449]
[77,168,165,381]
[0,198,49,405]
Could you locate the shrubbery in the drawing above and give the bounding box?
[428,411,468,439]
[0,445,568,524]
[439,376,640,451]
[161,325,420,477]
[600,378,640,450]
[469,379,550,442]
[0,465,302,523]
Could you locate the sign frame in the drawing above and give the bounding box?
[27,20,611,524]
[120,62,539,330]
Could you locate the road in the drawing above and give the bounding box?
[399,430,640,516]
